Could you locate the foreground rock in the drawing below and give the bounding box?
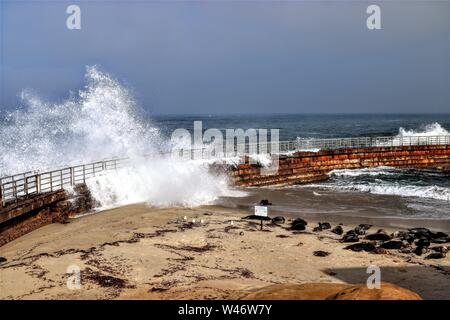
[328,283,423,300]
[241,282,422,300]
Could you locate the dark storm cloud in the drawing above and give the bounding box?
[1,0,449,114]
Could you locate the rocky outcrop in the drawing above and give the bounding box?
[241,282,422,300]
[0,183,97,247]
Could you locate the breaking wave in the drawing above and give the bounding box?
[313,182,450,201]
[0,66,161,174]
[304,167,450,201]
[0,66,243,208]
[397,122,450,137]
[329,167,397,177]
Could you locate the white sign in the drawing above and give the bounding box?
[254,206,268,217]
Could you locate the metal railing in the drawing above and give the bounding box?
[1,134,449,207]
[295,135,450,151]
[0,158,127,207]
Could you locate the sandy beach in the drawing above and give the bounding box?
[0,203,449,300]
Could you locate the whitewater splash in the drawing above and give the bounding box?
[0,66,243,208]
[85,158,244,209]
[0,66,162,174]
[397,123,450,137]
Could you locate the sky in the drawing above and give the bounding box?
[0,0,449,115]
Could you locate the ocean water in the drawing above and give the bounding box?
[152,113,450,141]
[0,67,449,220]
[154,113,450,221]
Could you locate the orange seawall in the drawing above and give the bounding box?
[229,145,450,187]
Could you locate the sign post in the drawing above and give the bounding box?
[254,205,268,230]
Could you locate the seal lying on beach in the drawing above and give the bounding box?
[241,215,271,221]
[380,240,405,249]
[344,242,376,252]
[318,222,331,230]
[431,246,448,253]
[313,222,332,232]
[331,225,344,235]
[407,228,450,243]
[354,224,372,235]
[365,232,391,241]
[425,252,446,259]
[341,230,360,242]
[290,218,308,231]
[259,199,272,206]
[313,250,330,257]
[431,236,450,244]
[271,216,285,224]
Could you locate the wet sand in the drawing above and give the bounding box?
[0,203,449,300]
[218,187,450,232]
